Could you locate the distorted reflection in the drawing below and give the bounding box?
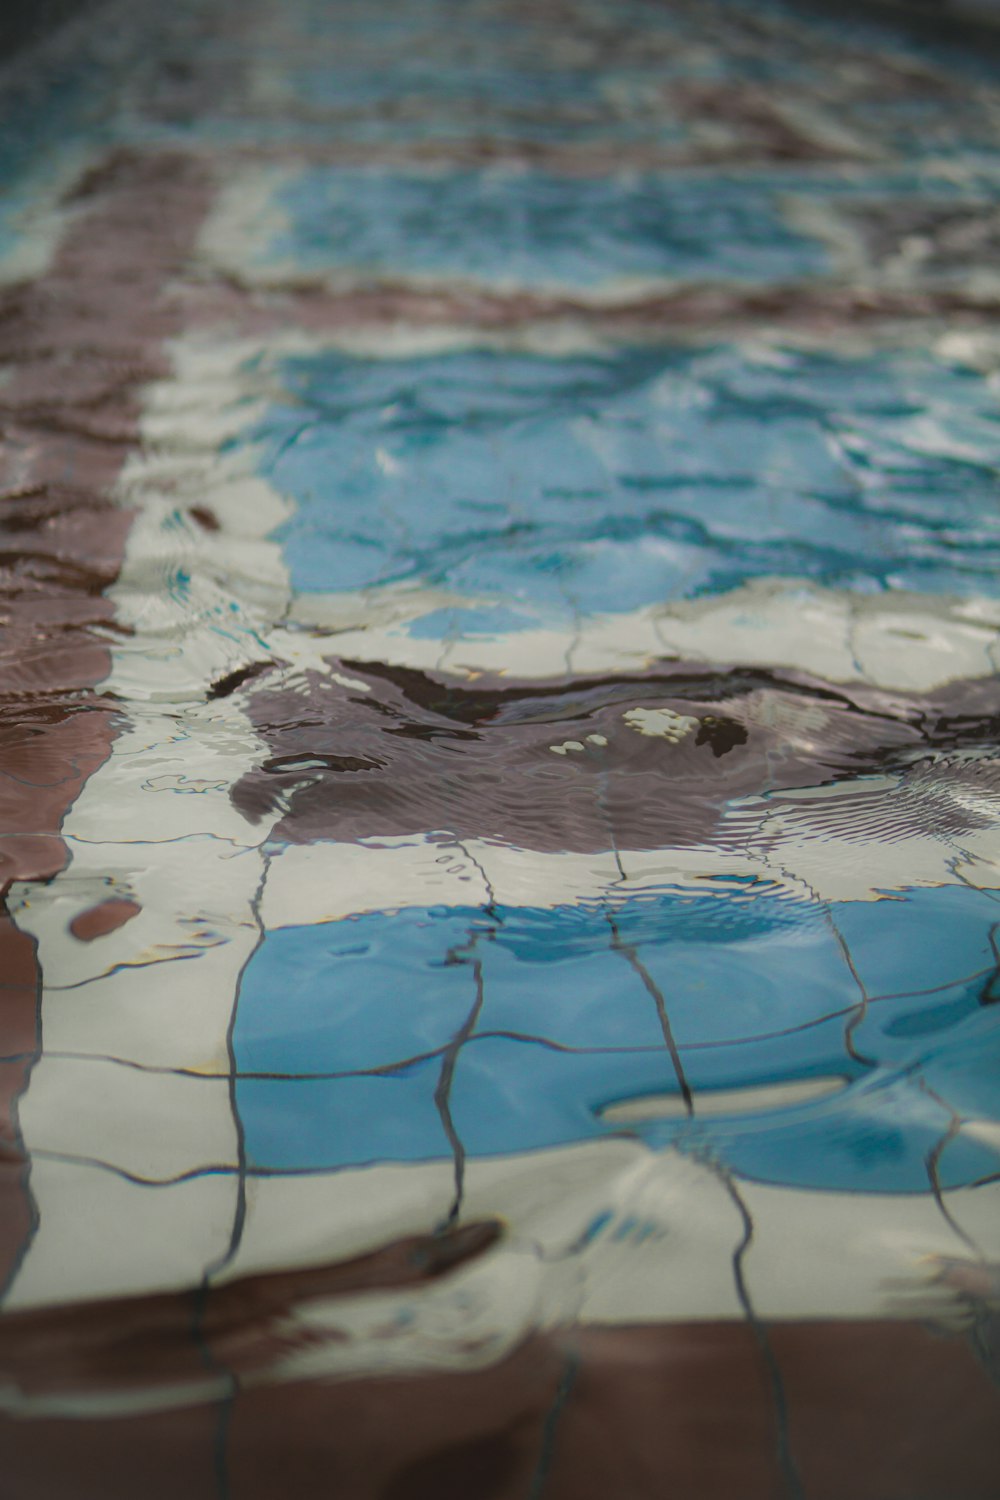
[1,0,999,1495]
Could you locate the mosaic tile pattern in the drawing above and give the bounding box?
[1,0,1000,1495]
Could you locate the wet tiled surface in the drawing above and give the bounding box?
[249,346,1000,601]
[1,1,1000,1496]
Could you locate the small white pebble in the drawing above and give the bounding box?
[587,733,608,746]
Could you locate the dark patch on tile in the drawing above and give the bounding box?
[232,657,1000,853]
[69,897,141,942]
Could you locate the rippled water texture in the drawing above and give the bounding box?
[2,0,1000,1496]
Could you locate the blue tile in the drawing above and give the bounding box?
[244,346,1000,610]
[264,168,831,289]
[233,884,1000,1192]
[235,910,481,1075]
[240,1062,450,1172]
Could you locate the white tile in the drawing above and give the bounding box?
[12,835,263,1070]
[224,1158,456,1282]
[261,837,490,928]
[18,1057,238,1182]
[4,1157,238,1309]
[741,1179,976,1320]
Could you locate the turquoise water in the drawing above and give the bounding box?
[235,884,1000,1193]
[249,346,1000,608]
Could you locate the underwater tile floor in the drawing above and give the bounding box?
[1,0,999,1495]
